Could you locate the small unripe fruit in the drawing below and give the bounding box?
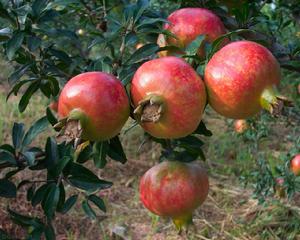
[140,161,209,230]
[290,154,300,176]
[234,120,248,133]
[275,177,286,198]
[58,72,129,141]
[77,29,85,36]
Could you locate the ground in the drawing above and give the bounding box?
[0,77,299,239]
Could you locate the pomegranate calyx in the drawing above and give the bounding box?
[133,95,165,123]
[172,213,193,233]
[260,88,293,117]
[57,119,82,143]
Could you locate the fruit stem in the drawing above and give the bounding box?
[133,94,165,123]
[172,214,193,233]
[260,87,293,117]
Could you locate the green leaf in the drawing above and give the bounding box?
[93,141,108,169]
[59,194,78,214]
[31,184,49,206]
[45,137,58,169]
[12,123,25,150]
[23,151,36,166]
[56,183,66,212]
[8,208,41,227]
[7,79,32,98]
[194,121,212,136]
[108,136,127,164]
[32,0,48,17]
[28,36,42,52]
[27,185,35,201]
[44,224,55,240]
[22,117,49,148]
[8,64,34,85]
[185,35,205,56]
[6,32,25,60]
[43,183,60,219]
[68,163,112,192]
[0,150,16,165]
[0,179,17,198]
[88,194,106,213]
[49,156,71,178]
[82,200,96,219]
[18,81,40,113]
[126,43,159,64]
[46,107,58,126]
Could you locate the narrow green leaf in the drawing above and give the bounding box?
[22,117,49,147]
[6,32,25,60]
[108,136,127,164]
[185,35,205,56]
[18,81,40,113]
[12,123,25,150]
[82,200,96,219]
[0,179,16,198]
[45,137,58,169]
[44,224,55,240]
[194,121,212,136]
[31,184,49,206]
[43,184,60,219]
[88,194,106,213]
[93,141,108,169]
[59,194,78,214]
[0,150,16,165]
[126,43,159,64]
[49,156,71,177]
[32,0,48,16]
[22,151,36,166]
[8,64,33,85]
[28,36,42,52]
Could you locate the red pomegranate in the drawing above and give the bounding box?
[131,56,207,139]
[140,161,209,230]
[58,72,129,141]
[234,119,248,134]
[157,8,227,58]
[205,41,289,119]
[290,154,300,176]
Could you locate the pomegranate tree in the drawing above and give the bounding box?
[157,8,227,58]
[58,72,129,141]
[140,161,209,230]
[205,41,290,119]
[131,56,207,139]
[290,154,300,176]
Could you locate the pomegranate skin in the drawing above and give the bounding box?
[58,72,129,141]
[234,119,248,133]
[291,154,300,176]
[158,8,227,58]
[140,161,209,228]
[205,41,281,119]
[131,56,207,139]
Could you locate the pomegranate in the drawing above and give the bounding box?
[290,154,300,176]
[58,72,129,141]
[157,8,227,58]
[234,119,248,134]
[205,41,290,119]
[131,56,207,139]
[140,161,209,230]
[275,177,286,198]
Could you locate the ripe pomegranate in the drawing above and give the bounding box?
[131,56,207,139]
[290,154,300,176]
[234,120,248,134]
[140,161,209,230]
[157,8,227,58]
[58,72,129,141]
[205,41,290,119]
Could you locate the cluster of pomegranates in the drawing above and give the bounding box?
[54,7,296,231]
